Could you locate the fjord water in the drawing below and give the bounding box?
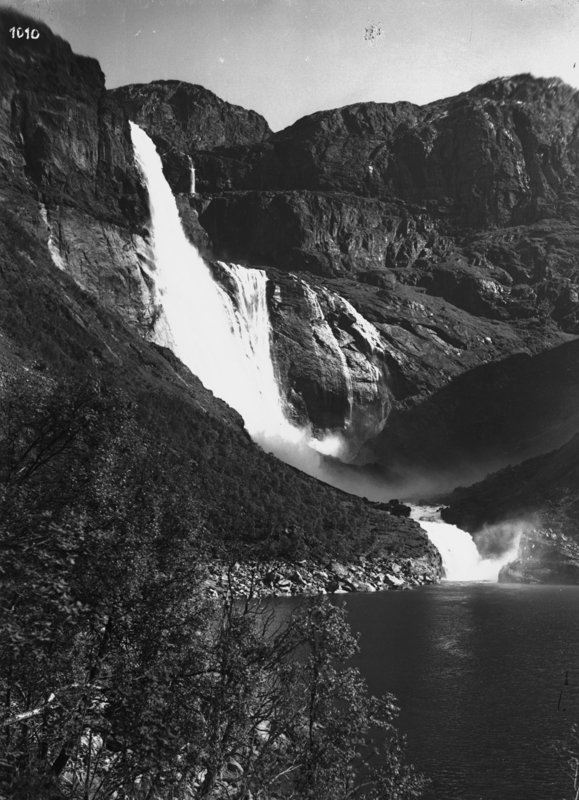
[273,585,579,799]
[345,584,579,800]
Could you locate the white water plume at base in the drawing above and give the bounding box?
[411,506,522,582]
[130,122,350,474]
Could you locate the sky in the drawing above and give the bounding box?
[4,0,579,131]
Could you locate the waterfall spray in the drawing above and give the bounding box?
[411,507,521,581]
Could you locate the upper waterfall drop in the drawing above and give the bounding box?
[129,123,352,471]
[130,122,288,444]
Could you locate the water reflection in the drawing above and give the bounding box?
[271,584,579,800]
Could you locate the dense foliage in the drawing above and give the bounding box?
[0,374,427,799]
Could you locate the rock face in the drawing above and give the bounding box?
[109,81,272,193]
[193,76,579,229]
[498,529,579,585]
[265,270,390,441]
[0,8,154,329]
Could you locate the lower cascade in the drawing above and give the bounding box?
[411,506,521,581]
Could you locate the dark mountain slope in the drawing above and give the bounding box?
[6,5,579,563]
[443,431,579,532]
[192,74,579,228]
[361,335,579,491]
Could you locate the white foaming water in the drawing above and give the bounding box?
[189,158,196,194]
[39,203,65,271]
[411,506,521,582]
[339,295,384,354]
[130,123,347,464]
[300,280,354,424]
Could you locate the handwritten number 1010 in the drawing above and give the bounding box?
[9,27,40,40]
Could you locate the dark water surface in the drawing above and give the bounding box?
[277,584,579,800]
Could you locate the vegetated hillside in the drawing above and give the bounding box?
[439,428,579,583]
[442,432,579,537]
[0,8,440,569]
[113,72,579,485]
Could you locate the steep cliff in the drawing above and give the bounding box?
[109,81,272,193]
[192,75,579,228]
[0,8,155,329]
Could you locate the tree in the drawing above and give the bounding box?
[0,373,427,799]
[542,723,579,800]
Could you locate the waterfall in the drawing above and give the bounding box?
[411,506,521,582]
[130,122,349,469]
[131,122,285,444]
[189,157,196,194]
[300,280,354,426]
[39,203,65,271]
[339,295,384,354]
[130,123,517,584]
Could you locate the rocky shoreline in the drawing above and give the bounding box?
[203,554,441,598]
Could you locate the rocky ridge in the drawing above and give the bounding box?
[191,75,579,227]
[109,81,271,193]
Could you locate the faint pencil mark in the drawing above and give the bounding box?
[364,23,383,43]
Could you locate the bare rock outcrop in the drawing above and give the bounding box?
[0,8,154,329]
[193,75,579,229]
[109,81,272,193]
